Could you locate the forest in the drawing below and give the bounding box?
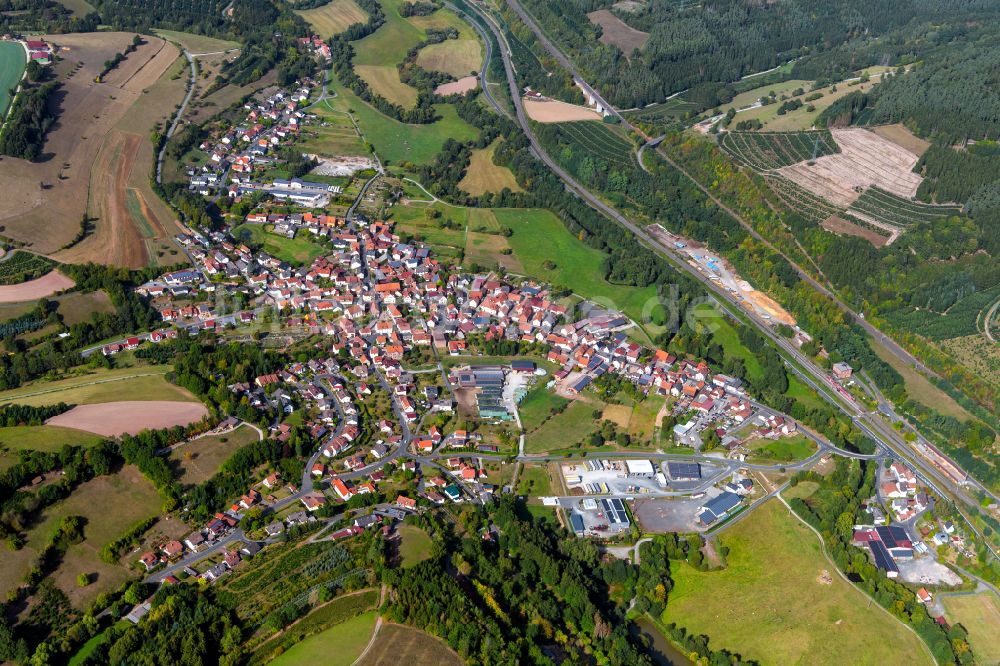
[0,83,58,161]
[509,0,1000,109]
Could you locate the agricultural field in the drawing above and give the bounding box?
[270,611,378,666]
[626,97,699,127]
[295,0,369,39]
[524,99,603,123]
[151,29,240,53]
[724,79,813,112]
[940,593,1000,665]
[0,40,26,119]
[663,499,933,666]
[0,425,104,452]
[321,77,478,165]
[586,9,648,52]
[524,399,600,454]
[0,365,194,407]
[47,401,209,437]
[846,187,961,228]
[168,424,261,487]
[0,269,73,303]
[355,64,419,108]
[8,465,163,606]
[720,130,839,171]
[231,224,329,266]
[0,252,56,286]
[496,208,659,327]
[397,524,433,567]
[416,38,481,79]
[552,120,637,168]
[871,124,931,157]
[0,33,183,260]
[458,139,523,196]
[357,623,463,666]
[299,104,368,156]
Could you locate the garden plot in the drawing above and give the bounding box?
[777,128,923,206]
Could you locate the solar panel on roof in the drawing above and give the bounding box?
[875,525,898,549]
[869,541,898,573]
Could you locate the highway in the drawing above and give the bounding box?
[462,0,995,533]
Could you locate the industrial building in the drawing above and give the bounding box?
[698,491,743,525]
[667,461,701,481]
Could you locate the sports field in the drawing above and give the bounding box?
[663,499,933,665]
[0,41,26,120]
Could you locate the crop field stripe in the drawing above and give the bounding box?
[557,122,634,166]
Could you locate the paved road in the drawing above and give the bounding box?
[444,1,507,118]
[462,0,995,540]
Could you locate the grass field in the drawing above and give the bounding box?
[295,0,369,39]
[15,466,162,606]
[941,593,1000,665]
[57,290,116,325]
[517,384,569,431]
[357,623,463,666]
[663,499,933,665]
[496,208,659,327]
[0,425,104,452]
[525,399,599,453]
[416,38,481,78]
[0,365,196,407]
[747,434,817,462]
[869,337,972,421]
[231,224,328,266]
[355,64,419,108]
[55,0,95,15]
[0,41,26,119]
[458,140,521,195]
[398,524,433,567]
[271,610,377,665]
[316,81,478,165]
[515,463,553,497]
[782,480,820,500]
[298,106,368,156]
[169,425,260,487]
[152,29,240,53]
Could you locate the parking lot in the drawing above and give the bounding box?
[631,488,725,533]
[561,459,666,496]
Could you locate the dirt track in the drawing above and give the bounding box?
[46,400,209,436]
[0,270,74,303]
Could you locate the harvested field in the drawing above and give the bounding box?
[458,140,521,195]
[524,98,603,123]
[0,366,191,406]
[46,400,209,436]
[821,215,890,247]
[416,38,481,78]
[777,128,923,207]
[434,75,477,96]
[0,33,181,259]
[0,270,74,303]
[356,624,463,666]
[296,0,369,39]
[587,9,648,52]
[871,123,930,157]
[355,64,418,108]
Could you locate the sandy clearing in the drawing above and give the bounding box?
[777,128,922,206]
[46,400,209,436]
[587,9,648,52]
[523,98,603,123]
[0,270,74,303]
[434,75,478,96]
